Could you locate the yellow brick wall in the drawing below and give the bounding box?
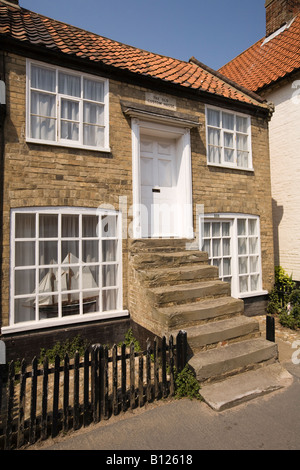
[1,52,274,327]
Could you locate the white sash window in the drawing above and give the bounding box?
[206,105,253,170]
[26,60,109,152]
[202,214,267,298]
[6,208,127,333]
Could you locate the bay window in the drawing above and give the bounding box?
[26,60,109,151]
[201,214,266,298]
[206,106,252,170]
[8,208,125,332]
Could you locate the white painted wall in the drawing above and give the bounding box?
[265,73,300,281]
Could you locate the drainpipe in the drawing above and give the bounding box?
[0,56,6,342]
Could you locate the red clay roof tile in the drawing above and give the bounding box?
[0,1,269,110]
[219,14,300,92]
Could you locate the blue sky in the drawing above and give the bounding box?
[21,0,266,70]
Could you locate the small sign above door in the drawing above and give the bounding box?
[145,92,177,111]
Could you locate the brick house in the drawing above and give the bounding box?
[0,0,275,364]
[220,0,300,283]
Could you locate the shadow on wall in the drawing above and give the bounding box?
[272,198,283,267]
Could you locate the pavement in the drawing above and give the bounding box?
[26,319,300,452]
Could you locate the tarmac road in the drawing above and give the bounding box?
[29,338,300,452]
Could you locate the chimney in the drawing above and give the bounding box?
[265,0,300,36]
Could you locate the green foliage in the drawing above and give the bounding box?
[267,266,296,315]
[174,365,202,400]
[279,289,300,330]
[118,328,141,352]
[39,334,90,364]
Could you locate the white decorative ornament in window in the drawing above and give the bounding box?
[26,60,109,151]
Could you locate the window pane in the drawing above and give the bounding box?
[208,128,220,146]
[222,222,230,237]
[82,265,99,289]
[102,240,117,262]
[223,258,231,276]
[239,256,248,274]
[207,108,220,127]
[61,265,79,292]
[39,214,58,238]
[236,116,248,133]
[213,239,220,257]
[238,238,247,255]
[223,112,234,130]
[83,215,98,237]
[61,99,79,120]
[224,132,234,148]
[102,215,117,238]
[103,289,117,311]
[82,240,98,263]
[239,276,248,293]
[83,125,104,147]
[212,223,220,237]
[15,241,35,266]
[61,121,79,141]
[39,267,58,295]
[202,239,210,256]
[237,219,246,236]
[224,148,234,163]
[62,215,79,237]
[31,91,56,117]
[31,65,55,92]
[223,238,230,256]
[62,242,79,262]
[15,213,35,238]
[251,274,259,291]
[204,223,211,238]
[39,295,59,320]
[237,133,248,151]
[58,72,81,97]
[250,256,259,272]
[84,79,104,102]
[103,265,118,287]
[84,102,104,125]
[237,151,248,168]
[15,298,35,323]
[83,291,99,314]
[249,237,258,254]
[15,270,35,296]
[39,241,57,265]
[31,116,56,141]
[248,219,257,236]
[208,146,221,164]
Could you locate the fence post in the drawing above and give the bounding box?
[266,315,275,342]
[176,330,187,373]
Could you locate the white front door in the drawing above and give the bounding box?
[140,136,178,237]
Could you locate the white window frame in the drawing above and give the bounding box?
[26,59,110,152]
[205,105,253,171]
[4,207,128,334]
[200,213,267,299]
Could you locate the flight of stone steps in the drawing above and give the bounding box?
[129,238,293,410]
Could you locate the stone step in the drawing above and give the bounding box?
[131,250,209,269]
[188,338,278,384]
[149,280,231,307]
[129,238,193,253]
[153,296,244,330]
[199,363,293,411]
[140,264,219,287]
[176,316,260,353]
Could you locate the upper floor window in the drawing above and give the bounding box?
[205,106,252,170]
[26,60,109,151]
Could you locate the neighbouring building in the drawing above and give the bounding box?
[220,0,300,283]
[0,0,275,362]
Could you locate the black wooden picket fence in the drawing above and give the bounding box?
[0,330,187,450]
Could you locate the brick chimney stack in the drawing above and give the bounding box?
[265,0,300,36]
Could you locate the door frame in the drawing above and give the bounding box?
[131,118,193,239]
